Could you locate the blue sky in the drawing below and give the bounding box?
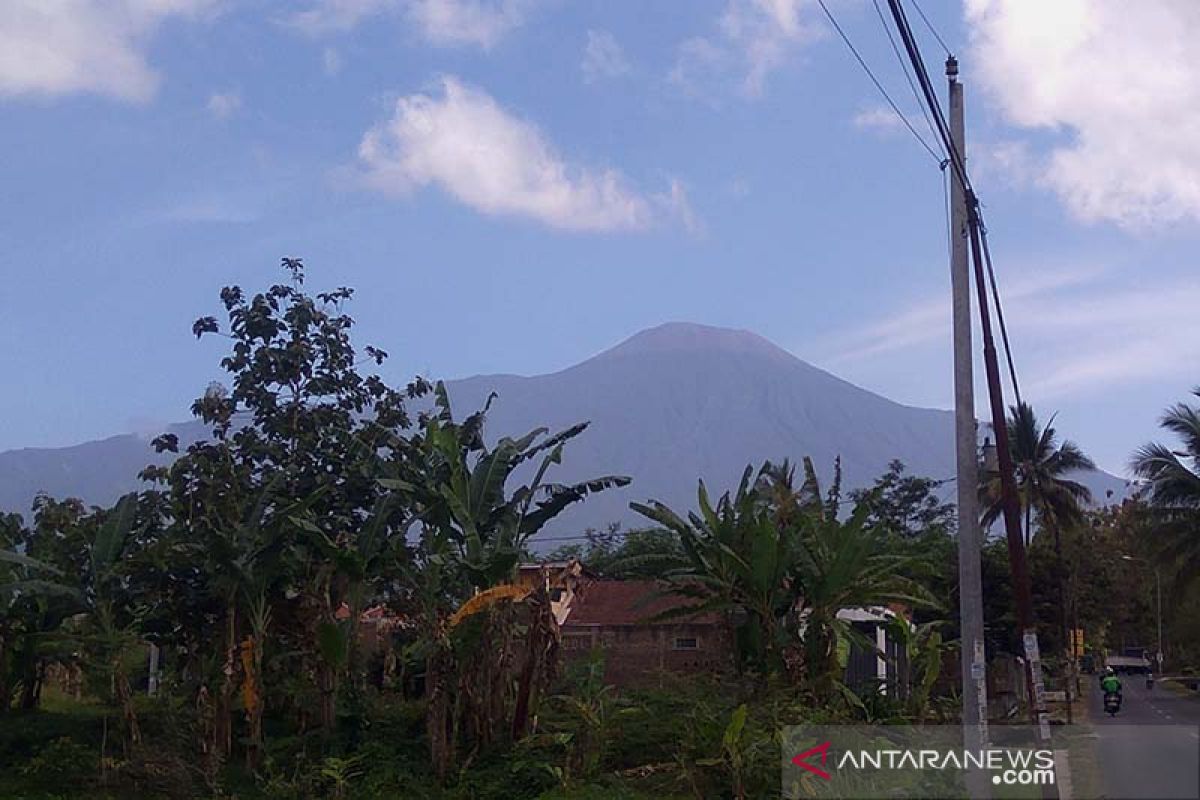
[1,0,1197,476]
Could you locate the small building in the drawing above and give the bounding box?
[558,578,734,687]
[518,561,911,692]
[838,606,910,695]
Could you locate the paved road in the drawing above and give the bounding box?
[1086,678,1200,799]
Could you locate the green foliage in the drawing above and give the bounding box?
[545,523,684,579]
[1,261,989,799]
[1132,386,1200,604]
[18,737,97,788]
[850,459,956,540]
[633,459,937,694]
[980,402,1095,544]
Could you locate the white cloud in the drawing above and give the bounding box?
[408,0,532,48]
[582,30,631,83]
[207,90,241,119]
[287,0,395,35]
[0,0,215,102]
[852,105,906,135]
[322,47,343,75]
[671,0,820,98]
[965,0,1200,229]
[817,265,1200,399]
[287,0,533,48]
[356,76,687,232]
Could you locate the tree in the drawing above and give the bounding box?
[633,459,936,695]
[980,402,1095,693]
[851,460,955,540]
[0,514,81,715]
[392,382,630,778]
[850,461,955,627]
[76,494,147,747]
[144,258,427,760]
[633,465,803,674]
[544,523,684,579]
[981,402,1095,547]
[3,498,91,713]
[1132,387,1200,589]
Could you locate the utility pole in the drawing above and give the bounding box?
[961,139,1048,745]
[947,57,989,794]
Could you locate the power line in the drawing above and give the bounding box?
[909,0,953,57]
[882,0,1023,408]
[870,0,944,160]
[814,0,943,165]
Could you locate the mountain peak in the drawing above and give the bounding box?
[598,322,799,363]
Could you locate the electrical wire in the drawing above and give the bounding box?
[814,0,943,165]
[909,0,953,57]
[883,0,1024,409]
[870,0,944,159]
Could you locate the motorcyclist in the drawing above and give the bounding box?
[1100,667,1122,696]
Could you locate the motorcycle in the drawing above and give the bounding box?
[1104,691,1122,717]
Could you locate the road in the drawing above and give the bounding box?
[1086,678,1200,799]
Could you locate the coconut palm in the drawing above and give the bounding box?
[981,402,1096,546]
[1131,388,1200,585]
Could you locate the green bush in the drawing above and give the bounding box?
[18,737,98,787]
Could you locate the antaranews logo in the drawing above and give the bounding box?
[782,726,1058,799]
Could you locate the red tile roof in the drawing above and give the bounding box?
[564,580,723,626]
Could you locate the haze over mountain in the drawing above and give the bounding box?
[0,323,1126,533]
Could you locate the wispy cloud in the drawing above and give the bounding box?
[206,90,241,119]
[286,0,536,48]
[815,265,1200,399]
[582,30,631,83]
[670,0,821,99]
[852,105,906,135]
[820,268,1101,365]
[355,76,692,233]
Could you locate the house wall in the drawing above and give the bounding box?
[561,622,733,687]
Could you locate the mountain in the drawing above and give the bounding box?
[0,323,1127,533]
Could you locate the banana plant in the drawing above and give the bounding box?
[791,504,937,700]
[1,516,83,715]
[72,493,145,746]
[632,465,805,673]
[399,382,630,591]
[391,382,630,779]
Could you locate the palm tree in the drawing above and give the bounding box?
[981,402,1094,706]
[1131,387,1200,586]
[981,402,1096,547]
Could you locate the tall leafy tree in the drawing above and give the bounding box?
[144,258,427,758]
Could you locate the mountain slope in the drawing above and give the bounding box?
[0,323,1126,533]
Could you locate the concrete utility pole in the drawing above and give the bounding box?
[948,57,990,800]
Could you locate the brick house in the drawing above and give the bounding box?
[558,579,735,687]
[518,562,910,692]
